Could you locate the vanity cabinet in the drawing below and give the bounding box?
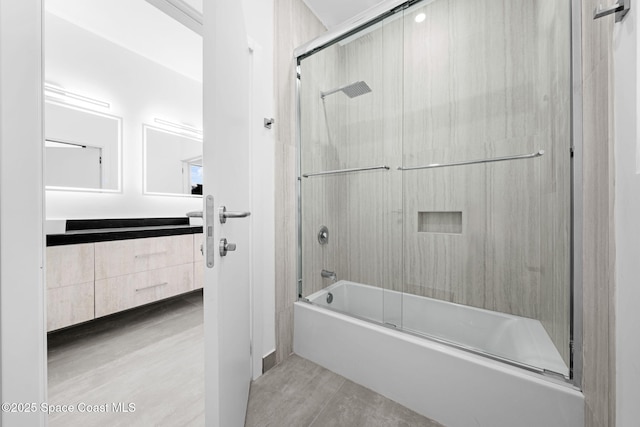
[194,233,204,289]
[47,227,203,332]
[46,243,95,331]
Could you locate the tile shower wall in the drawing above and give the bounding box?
[581,0,616,425]
[299,0,571,367]
[274,0,326,364]
[279,1,616,425]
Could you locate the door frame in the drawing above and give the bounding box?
[0,0,275,424]
[0,0,48,425]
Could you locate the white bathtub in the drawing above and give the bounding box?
[294,280,584,427]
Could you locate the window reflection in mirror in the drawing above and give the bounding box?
[143,125,203,197]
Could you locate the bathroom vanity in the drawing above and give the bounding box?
[46,218,203,332]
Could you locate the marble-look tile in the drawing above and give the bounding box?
[310,380,444,427]
[274,0,328,365]
[581,55,614,427]
[276,306,294,364]
[245,354,345,427]
[246,355,443,427]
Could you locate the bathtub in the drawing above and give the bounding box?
[294,280,584,427]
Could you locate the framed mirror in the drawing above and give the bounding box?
[45,99,122,192]
[143,125,203,196]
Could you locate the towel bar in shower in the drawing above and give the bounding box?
[302,165,390,178]
[397,150,544,171]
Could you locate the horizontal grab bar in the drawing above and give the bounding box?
[302,165,390,178]
[398,150,544,171]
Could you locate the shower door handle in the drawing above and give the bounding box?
[219,206,251,224]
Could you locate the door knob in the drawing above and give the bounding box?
[219,238,237,256]
[219,206,251,224]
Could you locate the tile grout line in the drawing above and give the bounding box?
[306,377,347,427]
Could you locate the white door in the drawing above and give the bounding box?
[203,1,252,426]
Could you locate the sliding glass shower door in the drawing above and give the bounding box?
[298,0,572,378]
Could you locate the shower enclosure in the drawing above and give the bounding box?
[297,0,576,381]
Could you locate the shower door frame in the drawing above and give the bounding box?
[295,0,583,389]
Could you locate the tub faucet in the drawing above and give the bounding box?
[321,269,337,282]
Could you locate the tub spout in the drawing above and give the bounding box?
[321,269,337,282]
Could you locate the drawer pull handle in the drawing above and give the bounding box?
[135,282,168,292]
[135,251,167,258]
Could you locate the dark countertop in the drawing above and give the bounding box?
[46,218,203,247]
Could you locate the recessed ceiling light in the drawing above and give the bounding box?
[415,13,426,23]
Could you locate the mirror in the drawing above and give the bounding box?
[45,100,122,191]
[143,125,203,196]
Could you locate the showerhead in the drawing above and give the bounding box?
[321,81,372,100]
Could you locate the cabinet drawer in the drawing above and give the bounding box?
[46,244,94,289]
[95,235,194,279]
[95,263,193,317]
[47,282,94,331]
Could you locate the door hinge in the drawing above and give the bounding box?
[249,341,253,356]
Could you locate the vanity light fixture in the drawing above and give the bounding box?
[415,13,426,23]
[43,84,111,109]
[154,118,203,136]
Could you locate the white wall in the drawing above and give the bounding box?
[45,12,203,219]
[614,4,640,425]
[0,0,47,424]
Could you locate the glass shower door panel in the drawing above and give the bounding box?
[400,0,571,376]
[299,18,402,326]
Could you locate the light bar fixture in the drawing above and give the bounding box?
[44,84,110,109]
[154,118,203,136]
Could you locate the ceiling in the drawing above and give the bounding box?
[43,0,386,82]
[302,0,385,29]
[45,0,202,82]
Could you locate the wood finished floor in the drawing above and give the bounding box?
[47,290,205,426]
[48,291,443,426]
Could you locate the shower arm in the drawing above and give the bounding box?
[320,86,344,99]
